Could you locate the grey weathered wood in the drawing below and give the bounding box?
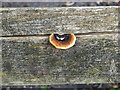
[1,6,119,36]
[1,34,120,85]
[1,6,120,85]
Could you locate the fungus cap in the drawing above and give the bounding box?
[49,34,76,49]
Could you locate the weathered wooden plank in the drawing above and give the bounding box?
[1,6,120,85]
[1,33,120,85]
[1,6,119,36]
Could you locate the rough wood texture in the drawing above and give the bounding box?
[1,6,120,85]
[1,6,119,36]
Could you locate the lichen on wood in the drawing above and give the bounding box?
[1,6,120,85]
[1,34,120,85]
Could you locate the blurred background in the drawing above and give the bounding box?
[2,1,120,7]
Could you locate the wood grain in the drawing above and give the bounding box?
[1,6,120,85]
[1,6,119,36]
[1,33,120,85]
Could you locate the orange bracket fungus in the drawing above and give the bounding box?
[49,34,76,49]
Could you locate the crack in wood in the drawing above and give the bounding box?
[1,31,119,38]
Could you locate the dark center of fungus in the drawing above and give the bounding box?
[54,34,69,41]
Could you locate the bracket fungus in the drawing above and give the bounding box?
[49,34,76,49]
